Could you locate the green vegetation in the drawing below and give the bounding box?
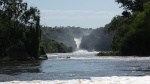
[41,26,92,50]
[42,39,73,53]
[97,51,120,56]
[98,0,150,56]
[0,0,47,60]
[42,26,113,52]
[0,0,91,60]
[2,0,149,58]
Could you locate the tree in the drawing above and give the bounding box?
[120,1,150,55]
[115,0,148,12]
[105,0,150,56]
[0,0,46,60]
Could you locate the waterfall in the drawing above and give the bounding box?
[74,38,88,53]
[74,38,97,53]
[74,38,82,50]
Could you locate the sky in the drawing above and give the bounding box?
[23,0,123,28]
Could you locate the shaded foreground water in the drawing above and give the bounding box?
[1,51,150,83]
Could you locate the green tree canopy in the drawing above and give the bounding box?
[0,0,46,60]
[105,0,150,56]
[115,0,148,12]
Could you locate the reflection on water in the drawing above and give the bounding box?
[0,61,42,75]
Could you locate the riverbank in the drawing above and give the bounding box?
[1,76,150,84]
[96,51,150,57]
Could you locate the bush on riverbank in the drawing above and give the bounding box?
[97,51,120,56]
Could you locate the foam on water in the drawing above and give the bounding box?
[46,51,150,60]
[73,49,89,53]
[1,76,150,84]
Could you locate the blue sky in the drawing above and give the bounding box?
[24,0,123,28]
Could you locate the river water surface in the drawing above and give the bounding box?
[1,51,150,82]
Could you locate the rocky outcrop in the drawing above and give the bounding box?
[38,46,48,60]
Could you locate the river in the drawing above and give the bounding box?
[1,51,150,83]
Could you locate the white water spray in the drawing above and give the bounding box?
[74,38,82,50]
[74,38,89,53]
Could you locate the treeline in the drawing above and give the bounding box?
[102,0,150,56]
[41,26,92,51]
[0,0,47,60]
[80,26,114,51]
[41,26,114,52]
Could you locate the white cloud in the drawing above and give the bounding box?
[41,10,93,14]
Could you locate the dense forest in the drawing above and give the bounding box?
[99,0,150,56]
[80,26,114,51]
[0,0,47,60]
